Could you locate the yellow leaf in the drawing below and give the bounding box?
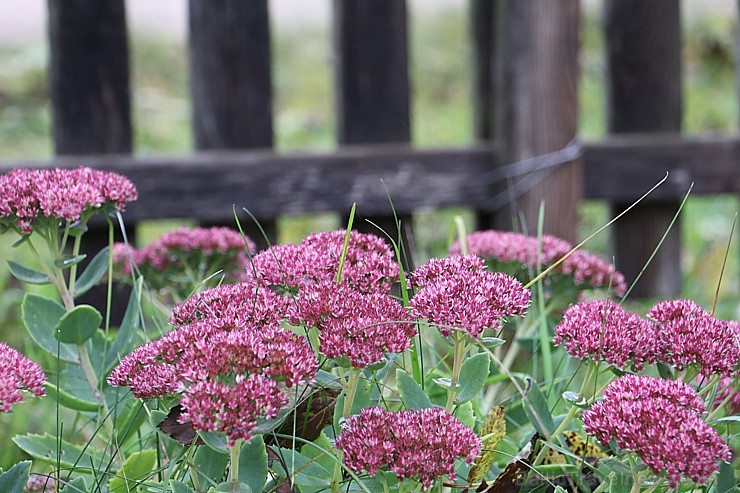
[467,406,506,485]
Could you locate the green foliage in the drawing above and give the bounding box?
[0,461,31,493]
[396,368,433,410]
[237,436,268,493]
[7,261,50,285]
[54,304,101,345]
[12,433,100,470]
[21,293,78,363]
[108,449,157,493]
[456,352,490,404]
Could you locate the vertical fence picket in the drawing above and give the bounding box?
[48,0,133,317]
[189,0,276,248]
[489,0,581,242]
[471,0,497,231]
[333,0,413,257]
[605,0,682,297]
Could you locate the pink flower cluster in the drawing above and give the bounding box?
[108,315,316,444]
[554,298,739,375]
[336,407,481,487]
[554,300,658,369]
[450,230,627,295]
[409,255,531,338]
[247,229,399,293]
[648,299,740,377]
[0,167,137,233]
[170,282,290,328]
[290,281,416,367]
[25,475,57,493]
[0,342,46,413]
[112,227,255,294]
[583,375,731,487]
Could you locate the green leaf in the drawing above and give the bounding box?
[21,294,78,363]
[108,449,157,493]
[562,391,587,407]
[74,246,110,297]
[112,396,148,448]
[716,459,736,493]
[238,436,267,493]
[279,448,332,490]
[456,401,475,429]
[60,477,88,493]
[0,461,31,493]
[522,378,555,436]
[54,253,86,269]
[44,381,101,412]
[333,379,372,431]
[396,369,433,410]
[54,304,101,344]
[169,480,196,493]
[215,483,251,493]
[301,433,335,474]
[193,444,228,487]
[7,261,51,285]
[200,431,230,454]
[103,277,142,373]
[12,433,99,471]
[456,352,490,404]
[480,337,506,348]
[313,369,343,389]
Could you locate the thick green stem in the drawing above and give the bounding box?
[445,332,467,413]
[228,439,243,486]
[68,232,83,297]
[332,367,362,493]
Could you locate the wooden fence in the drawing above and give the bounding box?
[2,0,739,297]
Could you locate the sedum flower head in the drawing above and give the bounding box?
[450,230,627,295]
[409,255,530,338]
[108,319,316,443]
[648,299,740,377]
[0,342,46,412]
[290,281,416,367]
[169,281,290,328]
[25,474,57,493]
[137,226,254,272]
[336,407,481,487]
[247,229,398,293]
[0,167,137,234]
[451,230,570,267]
[583,375,731,487]
[554,299,659,369]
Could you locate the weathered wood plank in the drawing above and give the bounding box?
[491,0,581,242]
[48,0,133,319]
[333,0,410,144]
[189,0,276,246]
[1,137,738,220]
[0,146,491,221]
[48,0,131,154]
[333,0,412,249]
[605,0,682,297]
[583,135,740,200]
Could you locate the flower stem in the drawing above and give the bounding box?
[228,439,243,486]
[332,367,362,493]
[445,332,467,413]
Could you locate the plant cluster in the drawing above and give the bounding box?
[0,167,737,493]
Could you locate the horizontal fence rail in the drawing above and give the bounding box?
[1,135,738,222]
